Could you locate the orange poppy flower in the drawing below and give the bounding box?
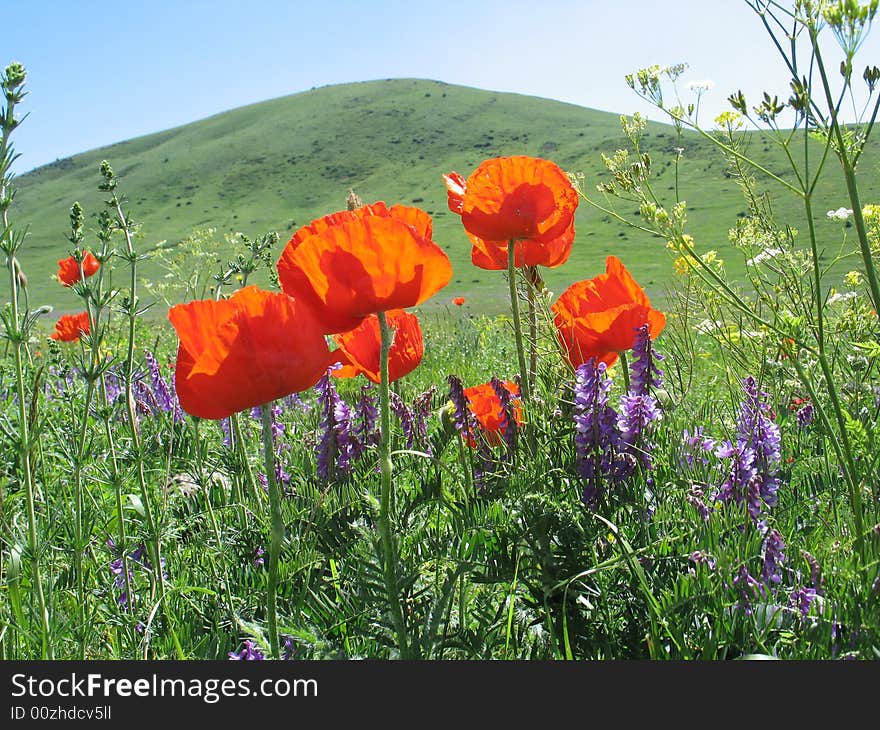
[452,297,466,306]
[464,380,523,447]
[168,286,333,419]
[443,156,579,270]
[330,309,423,384]
[57,252,100,287]
[552,256,666,368]
[50,311,90,342]
[276,202,452,334]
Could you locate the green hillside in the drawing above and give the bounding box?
[10,78,880,315]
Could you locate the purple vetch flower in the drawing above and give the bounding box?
[738,376,782,509]
[447,374,476,442]
[490,377,519,453]
[283,392,311,413]
[228,640,265,660]
[258,462,291,493]
[616,326,664,474]
[412,386,437,452]
[144,349,183,422]
[103,369,123,405]
[282,635,295,660]
[796,402,814,429]
[681,427,716,467]
[219,418,232,447]
[252,403,286,441]
[617,393,661,469]
[573,359,620,508]
[629,323,664,395]
[801,550,823,592]
[314,368,355,481]
[688,551,716,570]
[687,484,711,521]
[253,546,265,568]
[761,529,786,585]
[132,373,157,416]
[389,391,416,449]
[732,563,763,615]
[714,441,761,520]
[789,586,818,619]
[352,383,380,455]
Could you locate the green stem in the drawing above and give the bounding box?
[377,311,410,658]
[260,403,283,659]
[507,243,536,456]
[2,148,51,657]
[810,24,880,318]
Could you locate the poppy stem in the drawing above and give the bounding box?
[620,351,630,392]
[507,243,533,448]
[259,402,283,660]
[377,311,410,658]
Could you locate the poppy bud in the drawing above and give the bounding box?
[346,188,363,211]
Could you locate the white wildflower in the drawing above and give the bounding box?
[827,290,858,304]
[687,79,715,93]
[746,247,783,266]
[826,207,854,221]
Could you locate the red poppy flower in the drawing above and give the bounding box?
[552,256,666,368]
[330,309,423,384]
[168,286,333,420]
[452,297,466,306]
[276,202,452,334]
[57,252,100,287]
[443,156,579,270]
[50,312,90,342]
[464,380,522,447]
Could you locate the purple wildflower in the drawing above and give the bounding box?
[732,563,763,615]
[761,529,786,585]
[681,427,716,467]
[616,326,664,473]
[352,384,379,455]
[796,402,813,429]
[315,368,355,481]
[447,374,476,442]
[738,376,782,508]
[688,551,716,570]
[389,391,416,449]
[799,550,821,591]
[219,418,232,447]
[228,640,265,660]
[145,349,183,422]
[253,546,265,568]
[490,377,519,453]
[132,373,157,416]
[789,586,818,619]
[282,635,295,660]
[573,359,620,508]
[629,323,664,395]
[103,368,123,405]
[412,386,437,450]
[283,392,308,412]
[687,484,712,521]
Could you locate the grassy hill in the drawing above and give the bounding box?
[9,78,880,316]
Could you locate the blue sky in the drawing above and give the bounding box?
[6,0,879,173]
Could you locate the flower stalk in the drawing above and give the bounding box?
[260,402,283,659]
[377,311,410,658]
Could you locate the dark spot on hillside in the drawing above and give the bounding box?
[412,197,424,203]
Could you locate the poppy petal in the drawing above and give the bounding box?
[457,156,579,244]
[277,209,452,334]
[552,257,665,368]
[332,309,423,384]
[169,286,332,419]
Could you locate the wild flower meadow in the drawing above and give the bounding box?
[2,0,880,661]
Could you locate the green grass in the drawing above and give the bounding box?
[11,78,880,315]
